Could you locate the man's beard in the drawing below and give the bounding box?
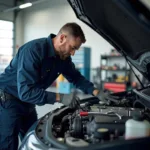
[59,54,69,60]
[59,51,69,60]
[59,54,66,60]
[57,47,69,60]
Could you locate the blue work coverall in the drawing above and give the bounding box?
[0,34,95,150]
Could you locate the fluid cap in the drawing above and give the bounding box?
[94,128,110,140]
[133,114,144,121]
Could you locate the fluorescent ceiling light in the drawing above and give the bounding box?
[19,3,32,9]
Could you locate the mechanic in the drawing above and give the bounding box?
[0,22,107,150]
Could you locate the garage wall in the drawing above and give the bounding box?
[16,0,114,68]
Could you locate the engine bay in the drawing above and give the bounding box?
[36,88,150,148]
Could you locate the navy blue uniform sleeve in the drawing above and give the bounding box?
[17,44,56,105]
[62,57,96,94]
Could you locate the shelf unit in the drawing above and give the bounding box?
[101,69,130,71]
[100,55,131,93]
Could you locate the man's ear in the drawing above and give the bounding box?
[60,34,66,43]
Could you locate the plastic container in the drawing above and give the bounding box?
[125,116,150,140]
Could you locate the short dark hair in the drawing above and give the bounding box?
[58,22,86,43]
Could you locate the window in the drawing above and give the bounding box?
[0,20,14,73]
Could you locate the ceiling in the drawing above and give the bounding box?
[0,0,15,11]
[0,0,43,12]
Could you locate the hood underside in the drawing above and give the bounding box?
[68,0,150,80]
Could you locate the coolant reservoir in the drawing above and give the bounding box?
[125,115,150,140]
[66,137,89,147]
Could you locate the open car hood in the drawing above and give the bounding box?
[67,0,150,81]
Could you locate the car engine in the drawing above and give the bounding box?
[36,90,150,148]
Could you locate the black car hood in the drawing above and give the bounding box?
[67,0,150,81]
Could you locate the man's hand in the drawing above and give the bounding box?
[57,93,80,108]
[93,89,109,101]
[93,89,119,103]
[96,90,109,101]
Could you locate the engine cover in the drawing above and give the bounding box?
[86,115,129,136]
[90,105,143,117]
[85,106,144,137]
